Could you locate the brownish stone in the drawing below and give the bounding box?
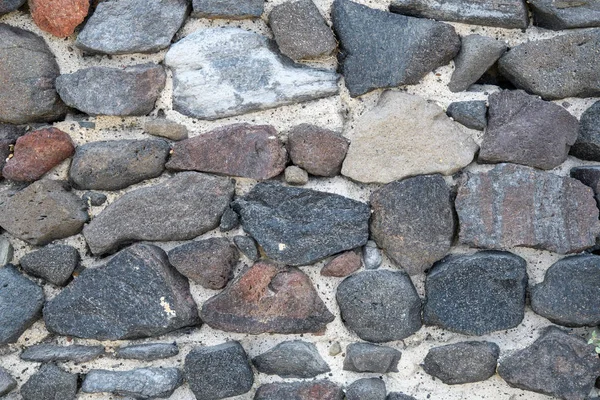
[255,380,344,400]
[321,250,361,277]
[2,127,75,182]
[29,0,89,38]
[287,124,349,177]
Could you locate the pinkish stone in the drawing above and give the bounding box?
[321,250,362,277]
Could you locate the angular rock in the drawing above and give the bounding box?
[321,250,362,277]
[0,237,13,266]
[531,255,600,327]
[29,0,89,37]
[287,124,349,177]
[498,327,600,400]
[43,244,200,340]
[285,166,309,185]
[387,394,417,400]
[0,367,16,397]
[529,0,600,30]
[166,124,287,180]
[423,251,527,336]
[167,238,238,290]
[192,0,263,19]
[201,262,334,334]
[219,207,239,232]
[21,363,77,400]
[69,139,170,190]
[571,100,600,161]
[56,63,165,117]
[76,0,189,54]
[498,30,600,100]
[571,165,600,206]
[115,343,179,361]
[21,344,104,363]
[82,368,182,399]
[255,380,344,400]
[0,124,26,177]
[185,341,254,400]
[341,91,478,183]
[164,27,339,120]
[233,182,370,265]
[336,270,422,342]
[332,0,460,97]
[20,244,80,286]
[233,235,259,261]
[343,342,402,373]
[0,180,88,246]
[362,242,382,270]
[346,378,386,400]
[82,191,107,206]
[370,175,454,275]
[252,340,330,378]
[0,0,25,15]
[143,118,188,141]
[479,90,579,170]
[446,100,487,131]
[455,163,600,254]
[83,172,234,255]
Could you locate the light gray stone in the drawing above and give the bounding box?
[82,368,183,399]
[143,118,188,141]
[0,367,16,397]
[284,166,309,185]
[0,237,13,266]
[192,0,263,19]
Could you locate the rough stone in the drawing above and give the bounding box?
[82,191,107,206]
[219,207,239,232]
[343,342,402,373]
[76,0,189,54]
[143,118,188,141]
[341,91,478,183]
[423,251,528,336]
[285,166,309,185]
[571,100,600,161]
[0,367,16,397]
[201,262,334,334]
[455,163,600,254]
[498,327,600,400]
[82,368,183,399]
[166,124,287,180]
[446,100,487,131]
[185,341,254,400]
[165,27,338,120]
[287,124,349,177]
[191,0,263,19]
[336,270,422,342]
[529,0,600,30]
[252,340,330,378]
[115,343,179,361]
[233,235,259,261]
[255,380,344,400]
[571,165,600,207]
[20,244,80,286]
[21,344,104,363]
[0,124,26,177]
[269,0,337,60]
[69,139,170,190]
[29,0,89,37]
[387,394,416,400]
[0,0,24,15]
[346,378,386,400]
[362,242,382,270]
[423,341,500,384]
[43,244,200,340]
[0,237,13,266]
[320,250,362,277]
[168,238,238,290]
[21,363,77,400]
[233,182,370,266]
[56,63,166,116]
[83,172,233,255]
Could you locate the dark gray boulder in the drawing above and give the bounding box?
[529,0,600,30]
[343,342,401,373]
[446,101,487,131]
[115,343,179,361]
[252,340,330,378]
[254,380,344,400]
[21,363,77,400]
[571,100,600,161]
[346,378,386,400]
[82,368,182,399]
[0,367,16,396]
[21,344,104,363]
[192,0,263,19]
[0,0,25,15]
[20,244,80,286]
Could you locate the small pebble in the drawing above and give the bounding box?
[329,342,342,356]
[143,118,188,141]
[285,166,309,185]
[0,238,13,267]
[363,241,382,269]
[220,206,240,232]
[82,191,107,206]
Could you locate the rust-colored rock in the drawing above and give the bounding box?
[29,0,89,38]
[321,250,362,277]
[287,124,349,177]
[255,380,344,400]
[2,127,75,182]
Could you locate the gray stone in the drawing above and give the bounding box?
[0,0,25,15]
[143,118,188,141]
[362,242,382,270]
[82,191,107,206]
[269,0,337,60]
[284,166,309,185]
[252,340,330,378]
[336,270,422,343]
[479,90,578,170]
[192,0,263,19]
[0,24,66,124]
[570,165,600,207]
[21,363,77,400]
[76,0,189,54]
[446,101,487,131]
[82,368,183,399]
[83,172,234,255]
[498,30,600,100]
[0,124,26,177]
[115,343,179,361]
[0,367,16,397]
[448,35,507,93]
[219,207,239,232]
[287,124,349,177]
[332,0,460,97]
[329,342,342,356]
[20,244,80,286]
[346,378,386,400]
[343,342,401,373]
[387,394,417,400]
[56,63,166,116]
[255,380,344,400]
[21,344,104,363]
[423,251,527,336]
[571,100,600,161]
[530,0,600,30]
[165,28,338,120]
[0,237,13,267]
[43,244,200,340]
[185,341,254,400]
[233,236,259,261]
[233,182,370,266]
[422,341,500,384]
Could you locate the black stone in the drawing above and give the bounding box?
[252,340,330,378]
[571,100,600,161]
[20,244,80,286]
[115,343,179,361]
[346,378,386,400]
[387,393,416,400]
[21,344,104,363]
[233,236,259,262]
[21,363,77,400]
[446,101,487,131]
[219,206,239,231]
[82,191,107,206]
[343,342,401,373]
[82,367,183,399]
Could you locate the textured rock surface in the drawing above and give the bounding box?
[192,0,263,19]
[83,172,233,255]
[252,340,330,378]
[455,163,600,254]
[202,262,334,334]
[332,0,460,97]
[423,251,528,336]
[165,28,338,120]
[0,238,13,266]
[233,235,259,261]
[336,270,422,342]
[20,244,79,286]
[446,100,487,131]
[76,0,189,54]
[0,0,24,15]
[115,343,179,361]
[220,207,239,232]
[29,0,89,37]
[571,165,600,207]
[143,118,188,141]
[571,100,600,161]
[0,367,16,397]
[82,368,182,399]
[387,393,417,400]
[82,191,107,207]
[0,124,25,177]
[43,244,200,340]
[255,380,344,400]
[362,242,382,270]
[341,91,478,183]
[287,124,349,177]
[21,363,77,400]
[233,182,370,265]
[529,0,600,30]
[21,344,104,363]
[343,342,401,373]
[346,378,386,400]
[321,250,362,277]
[284,165,309,185]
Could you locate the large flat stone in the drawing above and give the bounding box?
[82,368,183,399]
[255,380,344,400]
[20,344,104,363]
[529,0,600,30]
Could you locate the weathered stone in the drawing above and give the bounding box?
[185,342,254,400]
[69,139,170,190]
[83,172,233,255]
[115,343,179,361]
[21,344,104,363]
[82,191,107,206]
[20,244,79,286]
[165,28,338,120]
[387,393,417,400]
[0,24,66,124]
[287,124,349,177]
[446,101,487,131]
[423,251,527,336]
[56,64,166,116]
[192,0,263,19]
[255,380,344,400]
[321,250,362,277]
[362,242,382,270]
[336,270,422,343]
[252,340,330,378]
[0,0,25,15]
[498,327,600,400]
[455,163,600,254]
[201,262,334,334]
[0,124,26,177]
[219,207,239,232]
[233,182,370,266]
[346,378,386,400]
[76,0,189,54]
[530,0,600,30]
[498,30,600,100]
[29,0,89,37]
[571,165,600,207]
[0,180,88,245]
[342,91,478,183]
[21,363,77,400]
[43,244,200,340]
[166,124,287,180]
[332,0,460,97]
[82,368,183,399]
[423,341,500,384]
[0,367,16,397]
[167,238,238,290]
[0,237,13,266]
[285,166,309,185]
[233,235,259,261]
[143,118,188,141]
[343,342,401,373]
[571,100,600,161]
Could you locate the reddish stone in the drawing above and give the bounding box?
[29,0,89,38]
[255,380,344,400]
[321,250,362,277]
[2,127,75,182]
[287,124,349,177]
